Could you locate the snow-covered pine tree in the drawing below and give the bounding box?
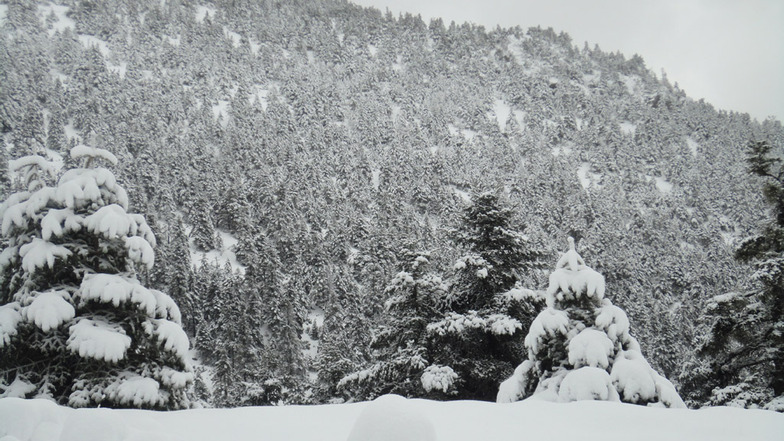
[339,250,451,400]
[693,140,784,411]
[449,191,542,311]
[0,146,192,409]
[497,238,685,408]
[426,191,543,401]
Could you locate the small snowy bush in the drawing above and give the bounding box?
[498,238,685,408]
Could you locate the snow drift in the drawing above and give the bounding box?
[1,395,782,441]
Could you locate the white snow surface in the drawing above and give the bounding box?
[188,228,245,275]
[348,395,435,441]
[223,27,242,48]
[686,137,700,157]
[1,395,782,441]
[194,6,215,23]
[492,99,511,132]
[619,121,637,136]
[654,176,674,193]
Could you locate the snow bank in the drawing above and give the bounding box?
[1,396,782,441]
[347,395,435,441]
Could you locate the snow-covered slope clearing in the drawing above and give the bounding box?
[1,395,782,441]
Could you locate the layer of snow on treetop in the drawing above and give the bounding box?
[1,396,783,441]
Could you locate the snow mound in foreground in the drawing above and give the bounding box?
[347,394,435,441]
[1,395,783,441]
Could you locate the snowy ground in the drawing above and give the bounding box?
[1,395,782,441]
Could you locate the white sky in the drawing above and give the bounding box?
[351,0,784,123]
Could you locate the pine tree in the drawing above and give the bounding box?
[498,238,685,408]
[448,191,542,311]
[694,140,784,411]
[0,146,192,409]
[339,250,450,400]
[427,191,543,401]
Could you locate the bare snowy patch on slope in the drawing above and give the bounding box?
[195,5,216,23]
[577,163,603,190]
[620,74,643,99]
[187,227,245,275]
[447,124,477,142]
[223,27,242,48]
[619,122,637,136]
[212,100,230,128]
[686,137,700,157]
[302,306,325,366]
[78,35,111,57]
[644,175,674,194]
[36,3,75,37]
[551,142,574,157]
[492,99,511,132]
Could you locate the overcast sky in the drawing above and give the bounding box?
[351,0,784,123]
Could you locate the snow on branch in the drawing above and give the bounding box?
[23,290,75,332]
[105,372,163,408]
[70,144,118,166]
[0,303,22,347]
[67,318,132,362]
[78,273,157,316]
[420,365,458,393]
[144,318,190,358]
[427,311,522,337]
[19,238,72,272]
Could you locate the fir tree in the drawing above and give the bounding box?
[694,140,784,411]
[448,191,542,311]
[427,191,543,401]
[0,146,192,409]
[339,250,450,400]
[498,238,685,408]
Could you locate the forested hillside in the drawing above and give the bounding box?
[2,0,782,408]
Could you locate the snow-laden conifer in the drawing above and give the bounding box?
[498,238,685,408]
[0,147,192,409]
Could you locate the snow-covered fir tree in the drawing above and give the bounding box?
[0,147,192,409]
[497,238,685,408]
[338,250,450,400]
[691,140,784,411]
[427,191,544,400]
[448,191,542,311]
